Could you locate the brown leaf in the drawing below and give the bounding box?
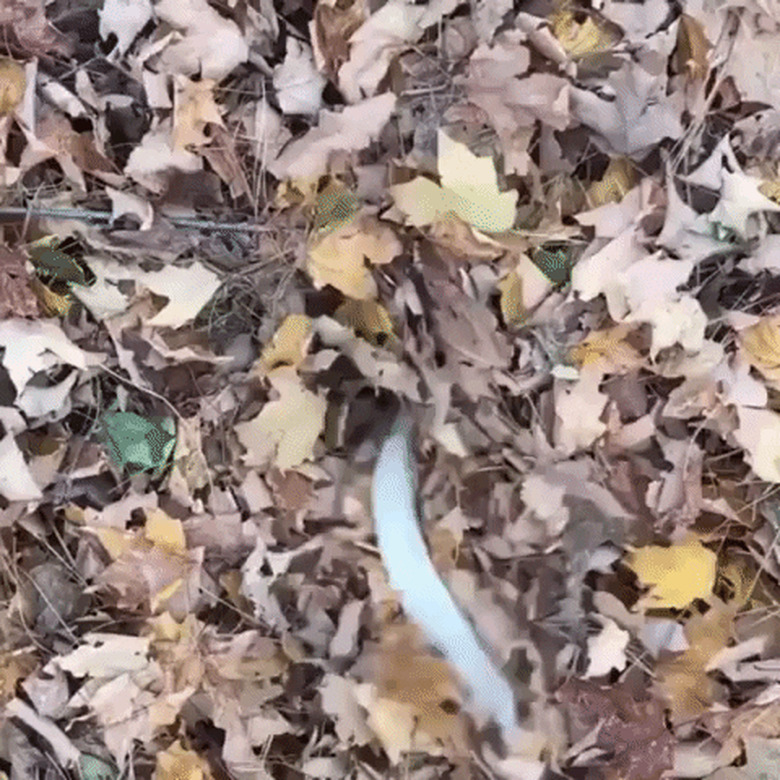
[675,14,710,82]
[0,0,72,56]
[200,125,252,199]
[558,678,674,780]
[313,0,366,79]
[0,245,39,319]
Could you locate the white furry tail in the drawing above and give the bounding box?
[371,411,518,735]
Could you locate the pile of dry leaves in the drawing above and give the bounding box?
[5,0,780,777]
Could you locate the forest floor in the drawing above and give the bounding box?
[3,0,780,778]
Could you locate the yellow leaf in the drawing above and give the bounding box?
[173,76,224,150]
[569,324,644,373]
[389,176,459,228]
[29,276,71,317]
[274,177,321,209]
[307,213,401,299]
[389,131,518,233]
[360,623,468,763]
[93,527,135,561]
[497,270,525,327]
[0,58,25,115]
[259,314,313,373]
[145,509,186,554]
[313,179,360,233]
[235,366,327,469]
[335,298,395,347]
[626,533,717,610]
[550,9,617,59]
[740,315,780,382]
[155,740,208,780]
[760,179,780,204]
[437,130,518,233]
[586,156,637,207]
[150,577,184,612]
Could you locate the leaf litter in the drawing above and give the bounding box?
[6,0,780,778]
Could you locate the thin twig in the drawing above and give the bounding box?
[0,206,272,234]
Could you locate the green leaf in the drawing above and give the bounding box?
[79,753,118,780]
[100,411,176,477]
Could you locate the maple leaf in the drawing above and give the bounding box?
[306,213,401,299]
[390,129,518,232]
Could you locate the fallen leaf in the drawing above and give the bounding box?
[497,269,525,327]
[337,0,425,103]
[740,315,780,383]
[655,596,736,723]
[99,0,153,56]
[307,213,401,299]
[0,58,25,115]
[586,155,637,207]
[259,314,314,373]
[268,92,396,180]
[585,617,630,677]
[0,318,91,395]
[155,740,210,780]
[569,324,645,374]
[391,130,518,232]
[312,0,366,79]
[172,76,224,150]
[550,8,618,59]
[733,406,780,483]
[675,13,710,82]
[626,532,717,610]
[0,432,43,500]
[626,296,707,360]
[274,38,326,116]
[235,367,327,469]
[0,0,72,56]
[153,0,249,79]
[72,256,221,328]
[125,121,203,193]
[334,298,396,347]
[553,367,609,455]
[0,245,39,318]
[357,623,469,763]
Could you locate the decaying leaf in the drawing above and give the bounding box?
[655,596,737,723]
[356,623,469,764]
[0,58,25,115]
